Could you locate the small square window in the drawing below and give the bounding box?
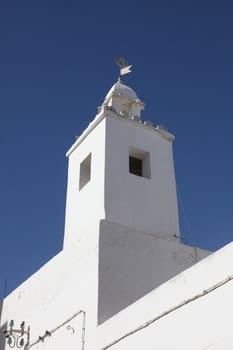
[129,156,143,177]
[79,153,91,190]
[129,147,151,179]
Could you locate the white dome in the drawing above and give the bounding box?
[104,81,139,102]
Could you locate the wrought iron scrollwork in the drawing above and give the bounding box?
[3,320,30,349]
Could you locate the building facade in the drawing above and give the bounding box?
[1,76,232,350]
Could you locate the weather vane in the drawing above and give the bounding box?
[115,57,132,81]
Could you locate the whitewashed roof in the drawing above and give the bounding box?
[104,80,139,103]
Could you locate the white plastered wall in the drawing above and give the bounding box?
[63,116,106,253]
[97,242,233,350]
[98,219,209,323]
[104,115,180,238]
[0,241,100,350]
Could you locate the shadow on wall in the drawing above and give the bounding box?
[0,302,6,350]
[98,220,210,324]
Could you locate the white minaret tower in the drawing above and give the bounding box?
[63,60,209,323]
[64,64,179,250]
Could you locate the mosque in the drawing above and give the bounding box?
[1,62,233,350]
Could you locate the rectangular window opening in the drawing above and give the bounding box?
[129,156,143,177]
[129,147,151,179]
[79,153,92,190]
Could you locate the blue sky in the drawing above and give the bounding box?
[0,0,233,298]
